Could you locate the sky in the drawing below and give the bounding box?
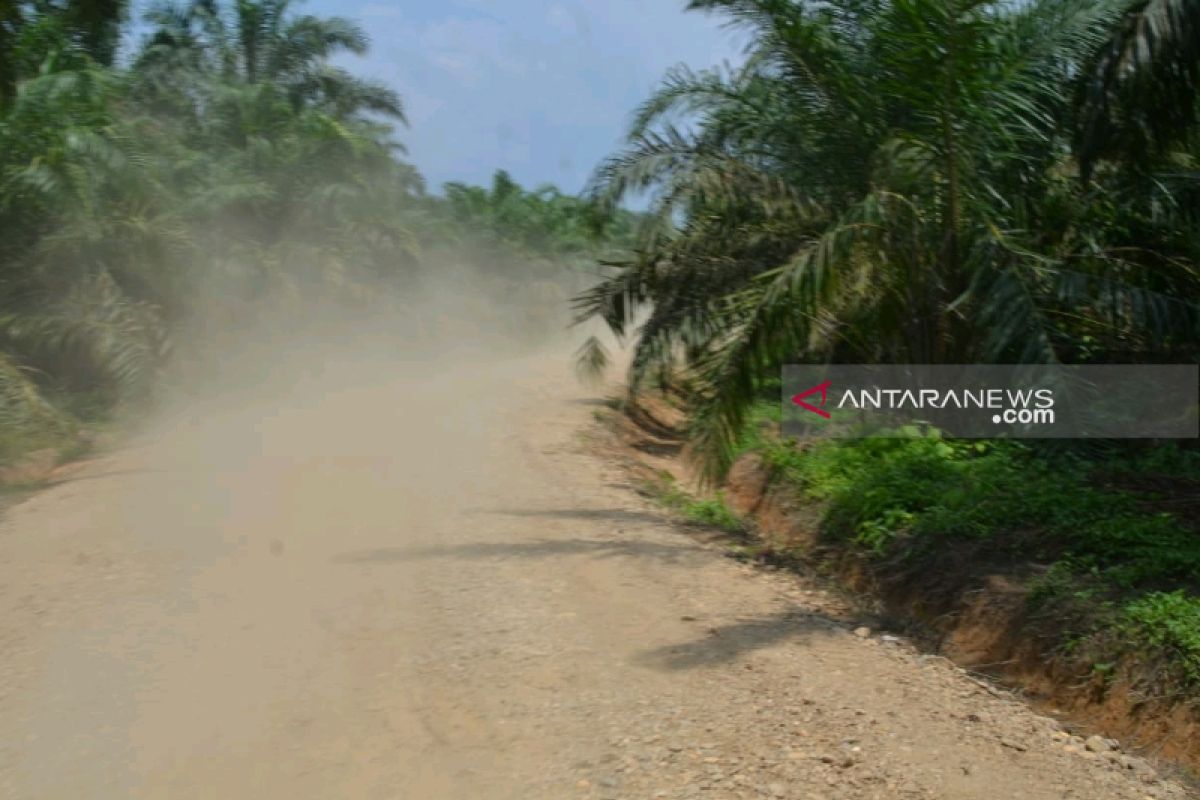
[299,1,748,196]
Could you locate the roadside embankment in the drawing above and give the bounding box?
[605,392,1200,776]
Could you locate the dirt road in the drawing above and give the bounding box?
[0,340,1190,799]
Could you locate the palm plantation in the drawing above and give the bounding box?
[576,0,1200,476]
[1,0,1200,777]
[0,0,626,456]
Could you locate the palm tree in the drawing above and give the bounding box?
[441,170,630,259]
[576,0,1200,480]
[0,59,174,400]
[139,0,403,123]
[0,0,419,412]
[62,0,128,65]
[130,0,417,279]
[1076,0,1199,177]
[0,0,129,104]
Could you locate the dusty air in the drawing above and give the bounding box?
[1,1,1198,798]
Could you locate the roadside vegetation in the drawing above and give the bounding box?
[576,0,1200,728]
[735,405,1200,690]
[648,470,746,535]
[0,0,634,468]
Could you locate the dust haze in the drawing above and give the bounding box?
[120,244,599,560]
[154,244,589,417]
[0,244,612,797]
[3,243,1177,799]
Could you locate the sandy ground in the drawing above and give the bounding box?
[0,339,1191,799]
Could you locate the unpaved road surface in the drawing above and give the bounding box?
[0,342,1191,799]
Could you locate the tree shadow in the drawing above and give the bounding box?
[631,439,683,457]
[635,609,840,671]
[568,397,622,408]
[485,507,669,526]
[332,536,710,566]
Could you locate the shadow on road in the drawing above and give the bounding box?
[333,536,710,566]
[635,610,840,671]
[487,507,670,525]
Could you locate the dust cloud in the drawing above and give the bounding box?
[2,249,1184,800]
[0,249,605,798]
[143,250,592,451]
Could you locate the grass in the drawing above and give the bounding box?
[646,471,746,535]
[1124,592,1200,688]
[732,400,1200,693]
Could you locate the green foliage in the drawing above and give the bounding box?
[681,494,744,533]
[0,0,631,466]
[1076,0,1200,177]
[575,0,1200,480]
[754,433,1200,586]
[651,473,745,534]
[0,353,78,465]
[1125,591,1200,687]
[0,0,417,417]
[744,426,1200,690]
[439,170,637,263]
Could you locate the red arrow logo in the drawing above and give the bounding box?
[791,380,832,418]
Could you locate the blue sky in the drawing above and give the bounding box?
[299,1,747,196]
